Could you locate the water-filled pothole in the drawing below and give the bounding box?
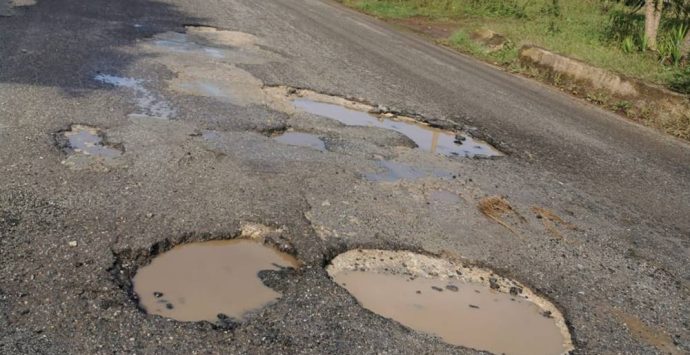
[61,125,122,158]
[273,131,326,151]
[292,98,501,158]
[327,250,573,355]
[132,239,299,323]
[365,160,454,182]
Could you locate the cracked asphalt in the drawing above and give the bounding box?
[1,0,689,354]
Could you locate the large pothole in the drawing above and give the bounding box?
[327,249,573,355]
[132,239,299,323]
[289,95,501,158]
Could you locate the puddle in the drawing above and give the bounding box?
[133,239,298,323]
[94,74,175,119]
[428,190,462,204]
[328,250,573,355]
[62,125,122,158]
[292,99,500,158]
[273,132,326,151]
[365,160,453,182]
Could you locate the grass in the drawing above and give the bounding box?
[340,0,688,90]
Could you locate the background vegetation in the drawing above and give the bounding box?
[341,0,690,93]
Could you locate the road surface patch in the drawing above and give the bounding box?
[428,190,462,205]
[327,249,573,355]
[132,239,299,323]
[273,131,326,151]
[364,159,454,182]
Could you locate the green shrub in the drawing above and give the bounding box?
[670,67,690,94]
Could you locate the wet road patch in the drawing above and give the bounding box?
[132,239,299,323]
[292,98,501,158]
[273,131,326,151]
[94,74,175,119]
[327,249,573,355]
[365,160,454,182]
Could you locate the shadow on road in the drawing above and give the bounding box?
[0,0,205,94]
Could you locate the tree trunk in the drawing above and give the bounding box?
[645,0,664,50]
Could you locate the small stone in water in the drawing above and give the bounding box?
[446,285,459,292]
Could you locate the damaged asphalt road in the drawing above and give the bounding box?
[1,0,689,354]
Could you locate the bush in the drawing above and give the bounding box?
[670,67,690,94]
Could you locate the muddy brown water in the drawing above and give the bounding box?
[273,131,326,151]
[332,271,568,355]
[292,99,501,158]
[63,125,122,158]
[132,239,299,322]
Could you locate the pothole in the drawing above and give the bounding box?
[273,131,326,151]
[132,239,299,323]
[57,125,123,170]
[60,125,122,158]
[94,74,175,119]
[291,97,501,158]
[327,249,573,355]
[365,160,454,182]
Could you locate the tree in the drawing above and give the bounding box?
[644,0,664,50]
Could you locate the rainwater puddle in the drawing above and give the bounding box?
[328,250,572,355]
[292,99,501,158]
[94,74,175,119]
[365,160,453,182]
[62,125,122,158]
[133,239,298,323]
[273,132,326,151]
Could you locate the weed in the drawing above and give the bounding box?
[613,100,632,113]
[586,91,609,105]
[670,67,690,94]
[622,35,635,53]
